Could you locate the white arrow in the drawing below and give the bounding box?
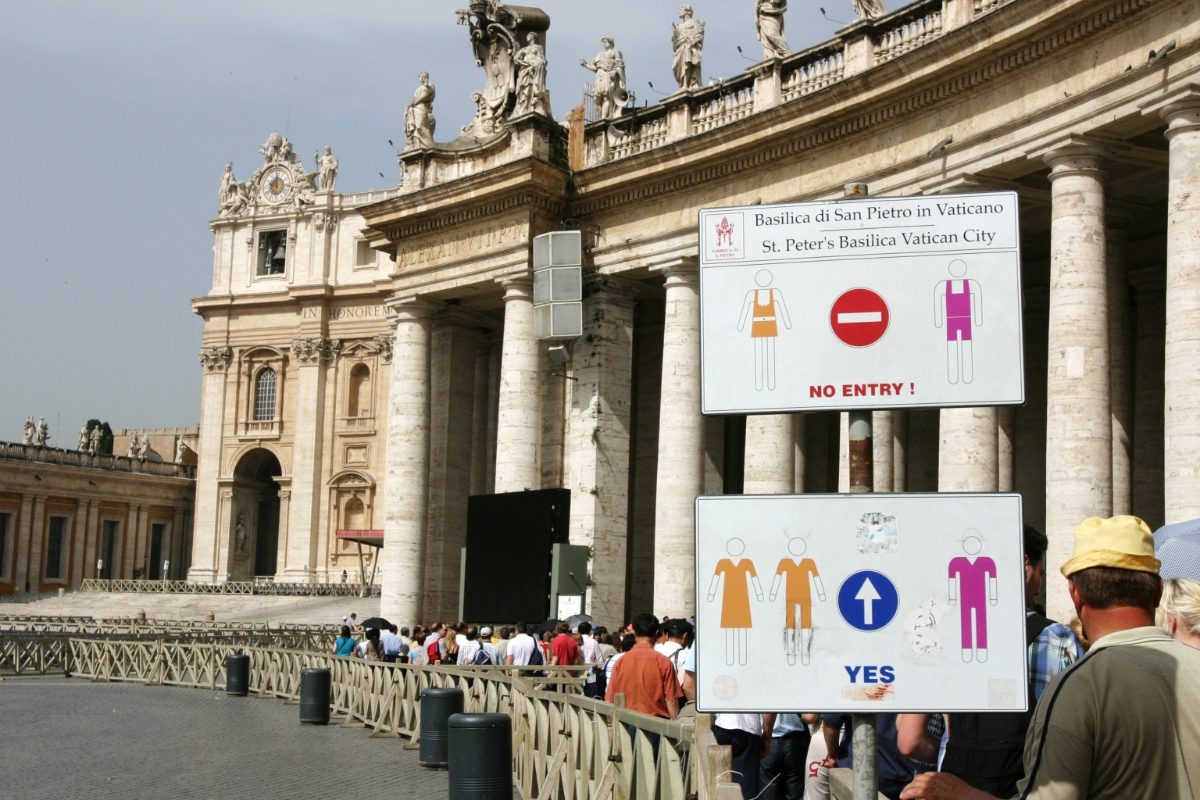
[855,578,882,626]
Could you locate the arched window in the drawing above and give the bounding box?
[347,363,372,417]
[254,368,277,421]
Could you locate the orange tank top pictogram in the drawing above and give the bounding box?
[750,289,778,338]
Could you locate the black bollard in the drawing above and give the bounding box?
[419,687,464,767]
[225,653,250,696]
[299,668,331,725]
[448,713,513,799]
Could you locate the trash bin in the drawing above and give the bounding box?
[419,687,464,767]
[299,668,331,725]
[448,713,512,799]
[225,653,250,696]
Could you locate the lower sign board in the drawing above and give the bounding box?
[694,493,1026,713]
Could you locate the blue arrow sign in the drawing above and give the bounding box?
[837,570,899,631]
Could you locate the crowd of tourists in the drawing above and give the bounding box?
[330,514,1200,800]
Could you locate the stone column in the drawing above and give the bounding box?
[1107,215,1133,515]
[171,507,186,580]
[1043,141,1112,620]
[83,500,100,579]
[13,495,34,593]
[1159,94,1200,523]
[380,297,437,624]
[1131,269,1165,529]
[189,347,232,582]
[28,496,45,591]
[744,415,795,494]
[470,334,494,497]
[938,407,998,492]
[793,415,809,493]
[485,340,501,493]
[283,337,337,580]
[652,259,704,619]
[566,283,636,624]
[73,500,91,583]
[423,312,480,621]
[494,277,541,493]
[873,411,895,492]
[124,505,139,577]
[892,412,908,492]
[997,408,1015,493]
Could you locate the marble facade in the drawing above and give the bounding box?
[190,0,1200,626]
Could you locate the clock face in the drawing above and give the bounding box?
[260,168,291,203]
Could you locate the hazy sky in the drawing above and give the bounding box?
[0,1,846,442]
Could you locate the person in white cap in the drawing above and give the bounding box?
[901,515,1200,800]
[1154,518,1200,649]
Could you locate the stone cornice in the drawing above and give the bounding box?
[358,157,569,243]
[568,0,1161,218]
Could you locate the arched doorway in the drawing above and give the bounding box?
[231,448,282,578]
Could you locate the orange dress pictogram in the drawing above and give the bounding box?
[715,558,758,628]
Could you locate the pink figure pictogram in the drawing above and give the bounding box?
[947,532,998,663]
[934,259,983,385]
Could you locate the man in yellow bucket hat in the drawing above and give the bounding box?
[901,515,1200,799]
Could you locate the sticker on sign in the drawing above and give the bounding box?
[698,192,1024,414]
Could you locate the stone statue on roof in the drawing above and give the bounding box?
[756,0,789,60]
[672,5,705,90]
[852,0,887,20]
[456,2,552,138]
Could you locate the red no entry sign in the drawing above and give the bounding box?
[830,288,890,347]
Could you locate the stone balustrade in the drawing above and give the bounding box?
[0,441,196,479]
[581,0,1016,168]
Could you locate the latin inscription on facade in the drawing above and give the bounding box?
[301,306,385,320]
[398,222,526,268]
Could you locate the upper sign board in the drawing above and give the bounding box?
[694,493,1027,713]
[698,192,1025,414]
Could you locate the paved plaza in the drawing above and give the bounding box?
[0,677,445,799]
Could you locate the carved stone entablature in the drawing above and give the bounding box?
[373,333,394,364]
[199,347,233,372]
[292,337,342,365]
[455,3,552,139]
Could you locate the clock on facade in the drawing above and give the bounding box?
[259,168,292,203]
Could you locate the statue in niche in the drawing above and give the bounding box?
[78,425,89,452]
[672,5,705,90]
[405,72,437,149]
[852,0,887,20]
[235,514,248,554]
[89,425,101,455]
[756,0,789,60]
[35,417,49,447]
[580,37,628,120]
[513,32,548,115]
[23,417,35,445]
[316,146,338,192]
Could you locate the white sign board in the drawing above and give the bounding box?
[698,192,1024,414]
[694,493,1027,713]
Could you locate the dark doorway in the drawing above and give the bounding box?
[232,449,282,577]
[100,521,118,579]
[148,523,165,579]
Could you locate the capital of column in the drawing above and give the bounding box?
[1139,83,1200,137]
[385,295,440,326]
[198,346,233,372]
[652,257,699,288]
[1030,134,1117,180]
[496,275,533,301]
[291,337,341,366]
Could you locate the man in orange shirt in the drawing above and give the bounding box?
[606,612,681,719]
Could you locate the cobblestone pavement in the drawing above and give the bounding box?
[0,677,448,799]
